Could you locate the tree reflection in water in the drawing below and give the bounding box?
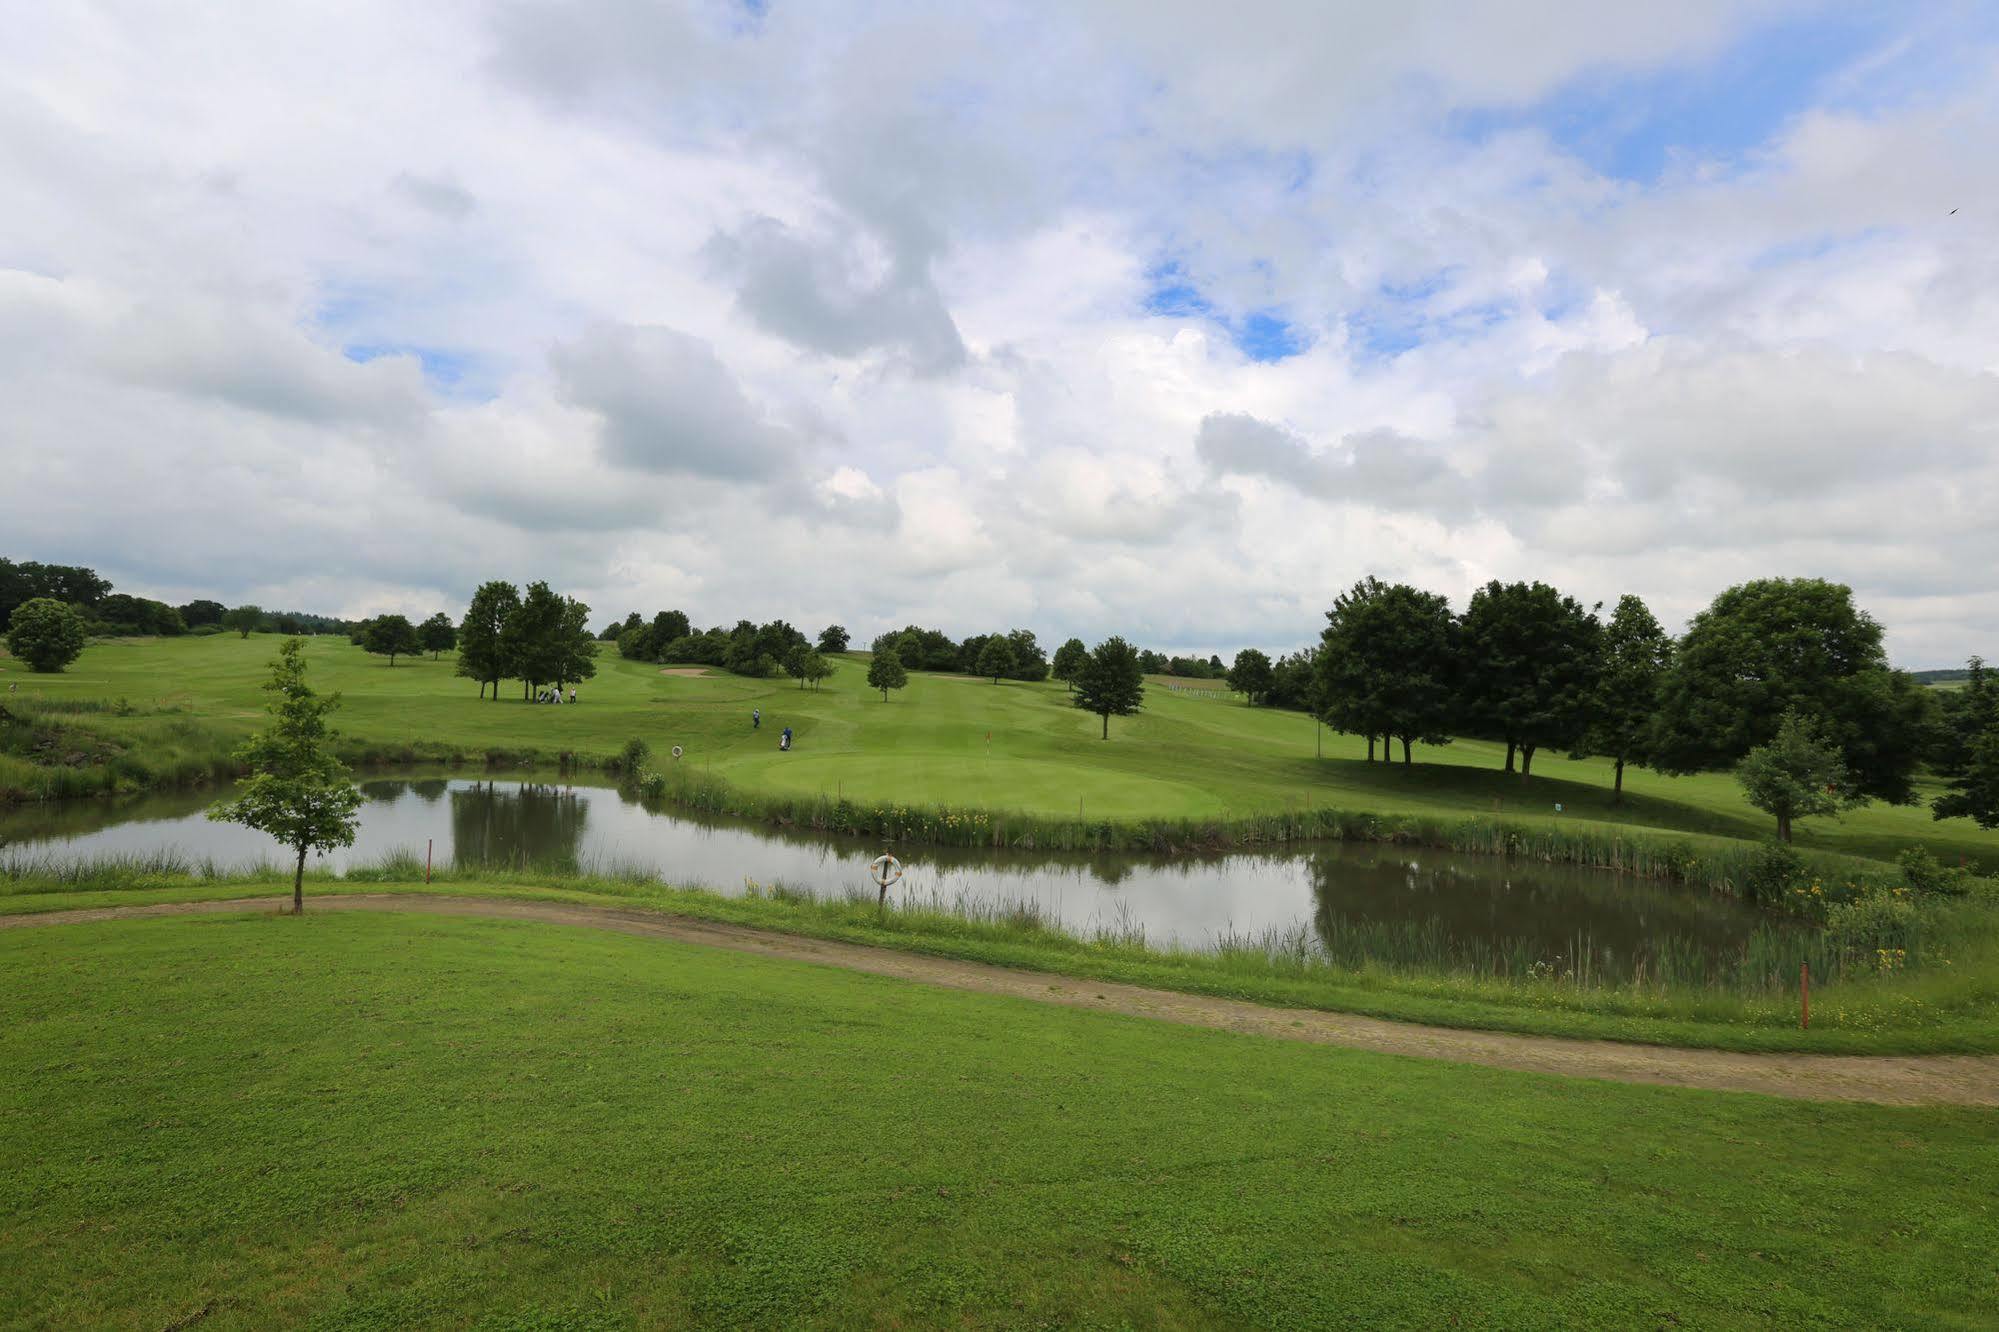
[449,780,591,873]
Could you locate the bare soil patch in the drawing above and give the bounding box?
[8,893,1996,1106]
[658,667,711,677]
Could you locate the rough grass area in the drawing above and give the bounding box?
[2,911,1994,1328]
[5,633,1997,871]
[6,866,1996,1054]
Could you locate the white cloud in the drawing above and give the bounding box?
[1,1,1997,667]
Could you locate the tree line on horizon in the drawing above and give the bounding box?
[1213,575,1993,839]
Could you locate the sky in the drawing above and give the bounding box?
[2,1,1996,666]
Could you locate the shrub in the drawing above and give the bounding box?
[1897,846,1971,897]
[1742,840,1807,905]
[1825,890,1917,960]
[615,737,652,776]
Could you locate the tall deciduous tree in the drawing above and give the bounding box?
[1652,577,1931,805]
[1226,648,1275,705]
[1581,594,1670,801]
[1456,580,1601,778]
[976,635,1016,683]
[456,581,520,700]
[549,596,598,690]
[503,581,566,699]
[222,605,263,639]
[1316,578,1456,764]
[418,612,457,658]
[1074,636,1146,739]
[5,597,86,673]
[207,639,363,913]
[1933,658,1999,828]
[1051,637,1087,692]
[866,634,909,701]
[817,624,850,653]
[363,613,422,666]
[1736,709,1862,843]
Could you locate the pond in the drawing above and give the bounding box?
[0,773,1788,977]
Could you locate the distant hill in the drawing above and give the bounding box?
[1912,668,1972,686]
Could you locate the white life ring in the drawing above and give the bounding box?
[671,745,684,760]
[869,854,904,888]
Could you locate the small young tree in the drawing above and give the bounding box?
[1225,648,1275,705]
[1051,637,1087,692]
[418,612,457,658]
[222,604,263,639]
[1737,710,1864,843]
[817,624,850,653]
[866,635,909,701]
[1074,636,1145,739]
[785,643,810,688]
[208,639,364,913]
[363,613,422,666]
[976,635,1016,683]
[804,650,835,690]
[5,597,87,673]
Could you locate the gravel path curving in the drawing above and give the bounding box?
[7,893,1996,1106]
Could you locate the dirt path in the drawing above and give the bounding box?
[8,894,1997,1106]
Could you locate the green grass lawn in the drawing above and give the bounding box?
[4,910,1994,1328]
[7,633,1997,870]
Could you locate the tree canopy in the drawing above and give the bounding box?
[1226,648,1275,705]
[1456,580,1601,776]
[866,634,909,701]
[1316,578,1456,763]
[817,624,850,653]
[1736,709,1864,843]
[362,614,421,666]
[1933,658,1999,829]
[976,635,1017,683]
[206,638,363,912]
[1652,577,1929,804]
[221,605,263,639]
[5,597,87,673]
[456,581,521,700]
[1073,636,1146,739]
[1051,637,1088,691]
[1582,594,1671,801]
[418,612,457,658]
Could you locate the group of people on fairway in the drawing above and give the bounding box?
[535,687,577,705]
[751,708,795,751]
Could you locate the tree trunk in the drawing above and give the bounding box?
[1613,757,1625,804]
[292,843,307,914]
[1366,735,1375,762]
[1101,712,1109,740]
[1504,741,1516,773]
[1400,736,1411,765]
[1521,745,1536,778]
[1777,810,1792,843]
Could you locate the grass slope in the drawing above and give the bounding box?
[3,911,1995,1328]
[7,634,1998,870]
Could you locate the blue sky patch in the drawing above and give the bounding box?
[344,343,482,395]
[1447,7,1967,183]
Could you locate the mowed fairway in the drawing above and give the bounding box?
[7,633,1999,869]
[3,910,1995,1328]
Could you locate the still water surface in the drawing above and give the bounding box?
[1,773,1781,965]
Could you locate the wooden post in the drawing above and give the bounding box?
[1800,961,1810,1030]
[425,838,433,884]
